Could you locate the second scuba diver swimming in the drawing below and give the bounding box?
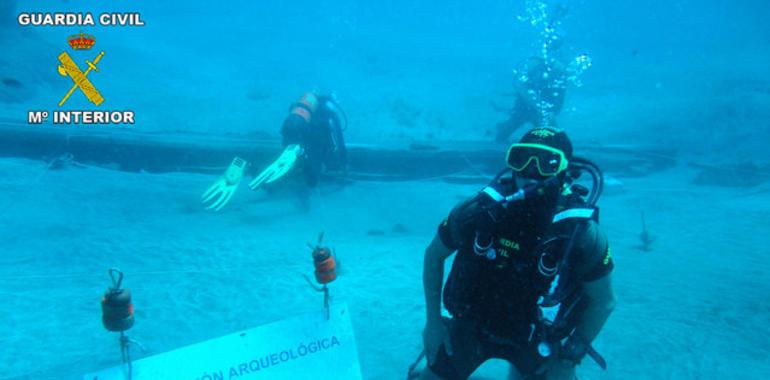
[202,92,348,211]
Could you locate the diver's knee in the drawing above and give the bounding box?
[507,365,523,380]
[542,362,576,380]
[419,367,445,380]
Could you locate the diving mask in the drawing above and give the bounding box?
[506,143,569,177]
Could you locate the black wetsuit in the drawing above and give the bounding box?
[430,191,613,379]
[279,96,347,186]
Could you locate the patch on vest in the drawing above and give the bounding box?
[498,238,521,251]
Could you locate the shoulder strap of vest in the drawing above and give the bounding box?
[552,206,598,224]
[552,192,599,225]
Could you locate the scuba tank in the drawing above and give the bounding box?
[323,93,349,132]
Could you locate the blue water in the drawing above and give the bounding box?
[1,0,770,379]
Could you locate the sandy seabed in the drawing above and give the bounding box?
[0,157,769,380]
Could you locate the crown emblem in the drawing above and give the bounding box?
[530,128,555,138]
[68,32,96,50]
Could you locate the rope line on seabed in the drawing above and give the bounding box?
[0,268,249,281]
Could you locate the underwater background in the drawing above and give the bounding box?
[1,0,769,379]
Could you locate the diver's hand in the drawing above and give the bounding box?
[423,320,452,366]
[248,144,303,190]
[201,157,247,211]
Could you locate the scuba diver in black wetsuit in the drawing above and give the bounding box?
[412,127,615,380]
[494,56,567,143]
[494,35,569,143]
[277,92,349,187]
[202,92,348,211]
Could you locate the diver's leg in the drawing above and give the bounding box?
[495,118,519,143]
[420,346,483,380]
[542,360,576,380]
[501,341,568,380]
[420,318,487,380]
[495,97,528,143]
[419,366,444,380]
[519,357,575,380]
[304,156,322,187]
[294,182,312,212]
[507,365,524,380]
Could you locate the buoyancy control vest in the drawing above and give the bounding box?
[443,160,603,343]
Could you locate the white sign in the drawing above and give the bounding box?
[84,304,362,380]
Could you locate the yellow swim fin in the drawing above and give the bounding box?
[249,144,302,190]
[201,157,247,211]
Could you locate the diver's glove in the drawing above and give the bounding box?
[201,157,247,211]
[248,144,302,190]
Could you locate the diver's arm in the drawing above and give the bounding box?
[423,234,453,324]
[574,273,616,342]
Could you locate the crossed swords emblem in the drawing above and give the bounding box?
[57,51,105,107]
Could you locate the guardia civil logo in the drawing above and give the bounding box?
[26,31,135,126]
[57,32,105,106]
[20,11,143,126]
